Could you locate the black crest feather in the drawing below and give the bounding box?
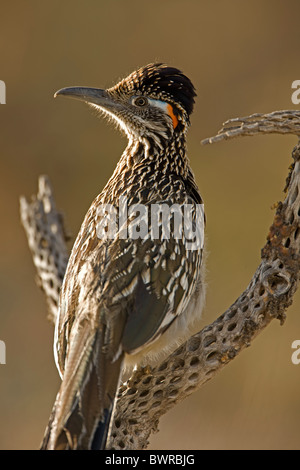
[111,63,197,117]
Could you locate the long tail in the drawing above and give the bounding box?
[41,329,123,450]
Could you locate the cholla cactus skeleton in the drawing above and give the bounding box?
[20,109,300,449]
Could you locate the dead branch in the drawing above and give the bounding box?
[20,176,69,325]
[20,110,300,450]
[201,110,300,145]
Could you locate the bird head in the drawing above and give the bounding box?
[54,63,196,144]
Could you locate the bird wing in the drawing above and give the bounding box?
[48,188,203,448]
[47,233,128,449]
[99,206,203,354]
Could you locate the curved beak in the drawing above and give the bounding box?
[54,86,117,109]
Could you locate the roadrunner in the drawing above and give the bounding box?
[42,63,206,450]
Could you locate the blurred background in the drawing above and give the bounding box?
[1,0,300,450]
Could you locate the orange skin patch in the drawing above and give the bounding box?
[167,104,178,129]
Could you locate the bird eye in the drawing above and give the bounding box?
[132,96,148,107]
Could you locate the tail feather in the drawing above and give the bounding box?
[91,408,113,450]
[41,325,124,450]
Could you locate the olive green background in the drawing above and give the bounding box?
[1,0,300,449]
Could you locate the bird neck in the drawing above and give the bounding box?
[100,131,193,206]
[122,130,190,178]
